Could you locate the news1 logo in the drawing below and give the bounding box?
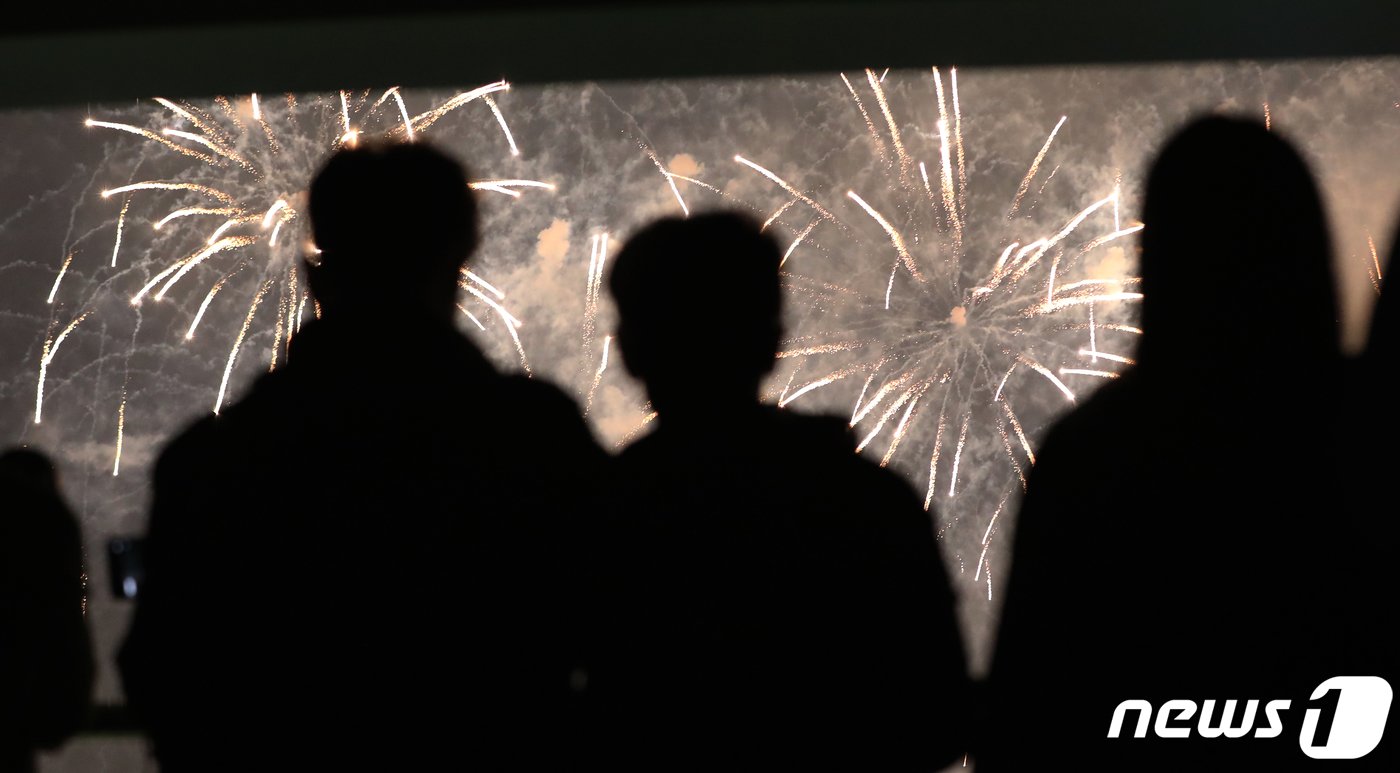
[1107,676,1393,759]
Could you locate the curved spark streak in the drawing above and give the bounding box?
[154,207,238,230]
[187,270,240,339]
[1077,349,1135,365]
[215,280,273,415]
[112,396,126,476]
[155,237,255,301]
[734,155,838,223]
[948,414,971,497]
[1019,356,1076,402]
[406,81,511,133]
[85,119,219,164]
[1009,115,1067,217]
[34,312,90,424]
[483,96,520,156]
[846,190,925,283]
[1031,292,1144,314]
[47,252,75,304]
[1059,368,1121,379]
[464,270,505,300]
[110,197,131,266]
[102,181,236,204]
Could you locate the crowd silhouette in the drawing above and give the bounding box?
[4,114,1396,771]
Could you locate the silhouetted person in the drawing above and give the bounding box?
[587,212,971,771]
[980,116,1346,772]
[1346,221,1400,768]
[0,449,93,773]
[118,142,605,771]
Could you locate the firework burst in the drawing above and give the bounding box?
[724,69,1144,599]
[40,82,552,466]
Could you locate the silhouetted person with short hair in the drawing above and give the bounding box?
[588,212,971,771]
[118,141,605,771]
[980,116,1345,772]
[0,448,93,773]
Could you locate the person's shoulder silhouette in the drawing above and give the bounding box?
[981,115,1344,773]
[0,448,93,773]
[118,141,605,771]
[589,212,971,771]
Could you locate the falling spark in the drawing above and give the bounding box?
[47,252,76,304]
[841,73,889,168]
[468,179,556,197]
[762,200,797,231]
[1008,115,1067,217]
[34,311,90,424]
[1058,368,1120,379]
[112,394,126,477]
[102,181,236,204]
[110,197,131,267]
[187,269,241,339]
[923,412,947,511]
[846,190,925,284]
[585,335,612,413]
[483,96,520,156]
[948,414,970,497]
[214,280,274,415]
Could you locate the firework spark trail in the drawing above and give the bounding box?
[214,280,274,415]
[47,252,75,304]
[468,179,557,198]
[932,68,963,252]
[950,68,968,212]
[1000,400,1035,465]
[634,141,691,216]
[1078,349,1134,365]
[1059,368,1120,379]
[948,413,971,497]
[102,181,236,204]
[866,69,914,180]
[1073,224,1145,258]
[85,119,220,165]
[34,311,90,424]
[856,381,925,453]
[667,174,722,194]
[463,270,505,300]
[996,417,1027,492]
[404,81,510,133]
[456,304,487,331]
[777,362,882,408]
[482,96,520,156]
[582,233,608,363]
[1008,115,1067,217]
[1017,355,1077,403]
[851,370,916,426]
[110,197,131,267]
[762,200,796,231]
[781,219,819,267]
[880,383,930,467]
[139,236,254,303]
[1369,232,1383,293]
[585,336,611,414]
[777,341,869,358]
[1032,291,1144,314]
[154,207,239,230]
[734,156,839,224]
[841,73,890,168]
[846,191,925,287]
[187,267,243,340]
[161,128,251,170]
[112,393,126,477]
[923,411,947,511]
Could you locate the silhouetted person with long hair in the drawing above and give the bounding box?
[981,116,1345,772]
[588,212,971,771]
[1347,222,1400,767]
[119,141,605,770]
[0,449,93,773]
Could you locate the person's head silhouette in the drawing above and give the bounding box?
[306,141,478,323]
[1138,115,1338,372]
[0,447,58,492]
[609,212,783,422]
